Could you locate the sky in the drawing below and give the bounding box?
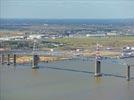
[0,0,134,19]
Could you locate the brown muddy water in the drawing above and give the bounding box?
[0,57,134,100]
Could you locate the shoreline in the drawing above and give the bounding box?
[0,50,120,64]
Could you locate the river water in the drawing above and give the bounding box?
[0,57,134,100]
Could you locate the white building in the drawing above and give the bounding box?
[107,32,117,36]
[0,36,24,41]
[28,34,45,40]
[86,34,106,37]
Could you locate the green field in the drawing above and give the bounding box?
[49,36,134,49]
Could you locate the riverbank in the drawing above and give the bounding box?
[7,50,120,64]
[82,50,120,57]
[6,56,66,64]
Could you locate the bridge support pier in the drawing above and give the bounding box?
[94,60,102,77]
[13,54,16,66]
[32,55,39,69]
[1,54,5,64]
[126,65,130,81]
[7,54,10,65]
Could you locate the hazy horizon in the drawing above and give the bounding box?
[1,18,134,20]
[1,0,134,19]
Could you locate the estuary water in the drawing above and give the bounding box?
[0,57,134,100]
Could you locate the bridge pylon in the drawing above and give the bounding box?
[32,40,39,69]
[94,43,102,77]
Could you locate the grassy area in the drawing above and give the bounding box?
[49,36,134,49]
